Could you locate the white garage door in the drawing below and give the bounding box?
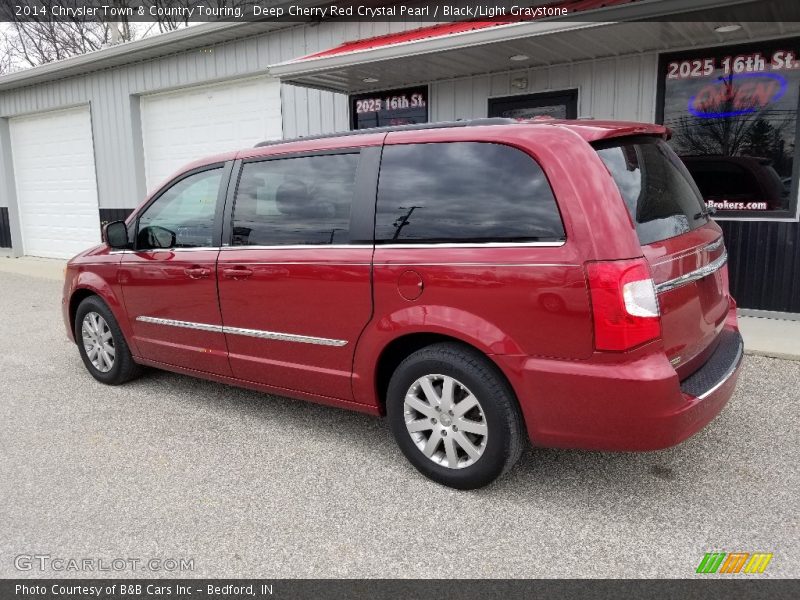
[10,106,101,259]
[141,77,282,191]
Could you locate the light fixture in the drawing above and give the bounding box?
[509,54,530,62]
[714,24,742,33]
[362,77,379,83]
[511,77,528,90]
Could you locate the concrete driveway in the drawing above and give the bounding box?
[0,268,797,578]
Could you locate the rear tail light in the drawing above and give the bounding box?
[586,258,661,351]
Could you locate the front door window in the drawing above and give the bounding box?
[136,169,222,250]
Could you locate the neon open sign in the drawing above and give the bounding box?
[688,72,787,118]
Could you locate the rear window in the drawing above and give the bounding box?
[595,137,708,245]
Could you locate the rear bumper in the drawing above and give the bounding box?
[497,323,743,451]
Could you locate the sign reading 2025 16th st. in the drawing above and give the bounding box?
[351,86,429,130]
[667,50,799,80]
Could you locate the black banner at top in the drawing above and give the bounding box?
[0,0,798,23]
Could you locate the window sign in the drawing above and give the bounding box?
[659,40,800,219]
[350,86,428,130]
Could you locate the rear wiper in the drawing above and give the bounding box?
[694,206,717,220]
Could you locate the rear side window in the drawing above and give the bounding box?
[595,137,708,245]
[231,153,359,246]
[375,142,565,243]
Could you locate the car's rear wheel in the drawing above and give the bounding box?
[75,296,141,385]
[387,342,524,489]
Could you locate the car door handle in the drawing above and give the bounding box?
[184,266,211,279]
[222,267,254,280]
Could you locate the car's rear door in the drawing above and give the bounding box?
[215,146,380,401]
[595,137,731,374]
[119,163,232,376]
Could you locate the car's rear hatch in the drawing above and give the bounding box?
[595,136,731,376]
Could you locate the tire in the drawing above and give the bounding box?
[387,342,524,489]
[74,296,142,385]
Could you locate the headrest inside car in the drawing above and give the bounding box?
[276,178,334,218]
[276,178,312,215]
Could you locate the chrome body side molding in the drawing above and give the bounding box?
[135,316,348,347]
[136,316,223,333]
[223,325,348,347]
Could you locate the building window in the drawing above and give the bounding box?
[659,39,800,220]
[488,89,578,120]
[350,86,428,130]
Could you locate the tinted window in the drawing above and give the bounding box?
[137,168,222,250]
[595,138,708,245]
[375,142,564,243]
[232,153,359,246]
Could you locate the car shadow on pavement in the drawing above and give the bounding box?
[121,363,742,502]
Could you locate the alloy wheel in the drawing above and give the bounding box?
[81,312,115,373]
[403,374,488,469]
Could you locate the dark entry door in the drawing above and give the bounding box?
[489,89,578,119]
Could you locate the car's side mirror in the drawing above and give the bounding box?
[104,221,129,249]
[137,225,176,250]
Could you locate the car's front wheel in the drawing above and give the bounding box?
[74,296,141,385]
[387,342,524,489]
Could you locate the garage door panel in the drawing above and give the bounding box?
[141,77,282,190]
[10,106,101,259]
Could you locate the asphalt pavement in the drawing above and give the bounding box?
[0,270,798,578]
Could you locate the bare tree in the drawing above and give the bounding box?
[0,0,260,72]
[0,32,12,75]
[0,1,186,71]
[142,0,254,33]
[5,21,110,68]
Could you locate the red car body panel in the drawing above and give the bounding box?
[119,249,232,376]
[62,247,128,344]
[642,221,731,378]
[63,119,742,452]
[216,246,373,400]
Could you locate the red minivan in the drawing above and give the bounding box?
[62,118,743,489]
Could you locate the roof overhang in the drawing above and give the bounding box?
[270,0,800,93]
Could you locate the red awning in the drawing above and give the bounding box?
[302,0,637,61]
[268,0,759,93]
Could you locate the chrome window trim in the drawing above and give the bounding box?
[135,316,347,347]
[219,241,566,250]
[130,247,221,253]
[220,262,371,266]
[655,251,728,294]
[372,262,579,267]
[220,244,364,251]
[375,241,566,249]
